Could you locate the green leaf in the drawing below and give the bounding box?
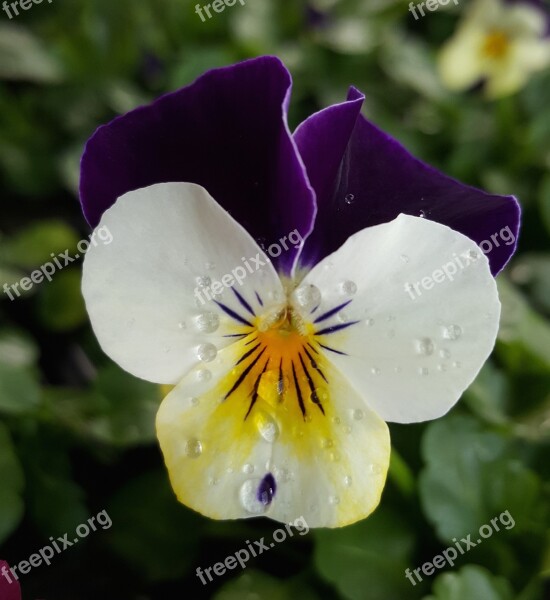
[423,565,514,600]
[0,329,39,369]
[214,570,320,600]
[419,415,543,542]
[0,422,24,544]
[0,24,64,83]
[0,363,41,415]
[37,269,87,331]
[314,507,418,600]
[538,176,550,236]
[0,220,79,269]
[462,362,511,426]
[106,470,203,581]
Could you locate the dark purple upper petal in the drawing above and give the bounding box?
[294,88,520,275]
[80,56,315,274]
[0,561,21,600]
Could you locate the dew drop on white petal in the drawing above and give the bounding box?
[177,321,186,330]
[190,397,200,406]
[439,348,451,358]
[294,284,322,310]
[184,438,203,459]
[468,250,479,261]
[332,416,341,425]
[371,367,381,375]
[344,193,355,205]
[352,409,364,420]
[419,367,429,376]
[321,438,334,449]
[205,261,216,270]
[257,414,279,443]
[323,261,334,271]
[329,495,340,505]
[194,311,219,333]
[442,324,462,340]
[453,361,462,368]
[387,315,395,322]
[437,364,447,372]
[329,451,341,462]
[340,280,357,296]
[343,425,352,434]
[419,210,426,218]
[337,311,350,323]
[415,337,435,356]
[394,366,402,373]
[344,475,353,487]
[197,343,217,362]
[208,477,219,486]
[195,275,211,289]
[368,463,382,475]
[400,254,410,263]
[196,368,212,382]
[240,479,268,515]
[242,463,254,474]
[365,318,374,326]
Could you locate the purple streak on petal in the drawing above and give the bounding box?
[80,56,315,275]
[294,88,521,276]
[257,473,276,506]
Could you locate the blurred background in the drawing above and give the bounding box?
[1,0,550,598]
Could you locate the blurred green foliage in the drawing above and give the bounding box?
[0,0,549,598]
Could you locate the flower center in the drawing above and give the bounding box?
[481,30,510,60]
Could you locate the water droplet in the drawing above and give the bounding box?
[437,364,447,372]
[208,477,219,486]
[332,416,341,425]
[337,311,350,323]
[239,479,268,515]
[340,280,357,296]
[452,361,462,368]
[394,366,402,373]
[365,318,374,326]
[468,250,479,261]
[194,311,219,333]
[197,343,217,362]
[415,337,435,356]
[419,367,429,376]
[226,467,234,474]
[323,261,334,271]
[294,284,321,310]
[329,495,340,505]
[419,209,426,218]
[195,275,211,288]
[205,261,216,270]
[387,315,395,322]
[371,367,381,375]
[177,321,186,330]
[344,193,355,205]
[442,324,462,340]
[184,438,203,458]
[256,413,279,443]
[352,409,364,420]
[321,438,334,449]
[343,425,352,434]
[344,475,353,487]
[329,451,341,462]
[400,254,410,263]
[190,397,200,406]
[196,368,211,382]
[369,463,382,475]
[439,348,451,358]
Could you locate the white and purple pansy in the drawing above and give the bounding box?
[80,56,520,528]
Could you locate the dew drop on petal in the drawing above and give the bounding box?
[190,397,200,406]
[205,261,216,270]
[321,438,334,449]
[239,479,269,515]
[437,364,447,372]
[197,343,217,362]
[294,284,322,310]
[195,275,211,289]
[419,367,429,376]
[419,209,426,218]
[196,368,212,382]
[344,475,353,487]
[368,463,382,475]
[337,311,350,323]
[329,495,340,505]
[344,193,355,205]
[387,329,395,339]
[177,321,186,330]
[468,250,479,261]
[194,311,220,333]
[453,361,462,368]
[439,348,451,359]
[371,367,381,375]
[415,337,435,356]
[184,438,203,459]
[352,409,364,420]
[400,254,410,263]
[365,318,374,326]
[256,412,279,443]
[340,280,357,296]
[442,324,462,340]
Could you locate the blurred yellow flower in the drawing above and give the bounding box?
[438,0,550,98]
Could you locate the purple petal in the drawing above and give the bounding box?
[0,561,21,600]
[294,88,520,275]
[80,56,315,274]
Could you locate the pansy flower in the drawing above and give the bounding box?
[80,56,519,528]
[0,561,22,600]
[438,0,550,98]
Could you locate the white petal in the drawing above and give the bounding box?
[82,182,283,384]
[294,214,501,424]
[156,335,390,528]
